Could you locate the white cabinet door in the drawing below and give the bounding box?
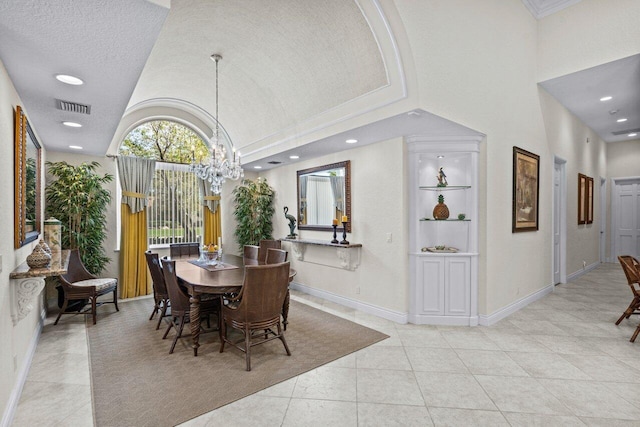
[445,257,471,315]
[417,257,445,315]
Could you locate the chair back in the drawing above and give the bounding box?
[170,242,200,258]
[258,239,281,263]
[161,258,191,312]
[145,251,168,298]
[61,249,95,285]
[243,245,259,261]
[619,256,640,294]
[265,248,288,264]
[236,262,290,320]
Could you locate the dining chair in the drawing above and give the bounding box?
[54,249,119,325]
[161,257,221,354]
[169,242,200,258]
[243,245,259,264]
[257,239,281,263]
[266,248,288,264]
[617,255,640,342]
[145,251,170,330]
[220,262,291,371]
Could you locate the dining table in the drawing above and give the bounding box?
[174,253,296,356]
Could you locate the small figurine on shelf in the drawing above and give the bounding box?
[284,206,297,239]
[437,167,448,187]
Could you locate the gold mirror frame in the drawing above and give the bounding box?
[14,106,41,248]
[297,160,351,233]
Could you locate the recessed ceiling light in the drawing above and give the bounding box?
[617,118,628,123]
[62,121,82,127]
[254,165,262,169]
[69,145,83,150]
[289,155,299,159]
[628,133,638,137]
[345,139,358,144]
[609,109,619,114]
[600,96,612,101]
[56,74,83,85]
[437,155,444,159]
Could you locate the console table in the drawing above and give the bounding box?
[9,250,70,325]
[281,238,362,270]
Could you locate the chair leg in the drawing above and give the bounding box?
[54,298,69,325]
[170,315,186,354]
[616,297,639,325]
[113,287,119,312]
[631,325,640,343]
[149,298,160,320]
[277,322,291,356]
[219,316,227,353]
[162,316,175,339]
[156,301,167,330]
[91,297,97,325]
[245,326,252,371]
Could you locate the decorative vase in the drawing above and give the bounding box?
[26,244,52,269]
[39,239,51,254]
[44,217,62,252]
[433,194,450,220]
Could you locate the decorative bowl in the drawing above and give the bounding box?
[201,250,219,265]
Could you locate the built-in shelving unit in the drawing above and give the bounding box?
[407,136,482,326]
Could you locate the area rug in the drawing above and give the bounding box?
[87,298,388,427]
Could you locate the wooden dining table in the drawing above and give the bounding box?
[175,254,296,356]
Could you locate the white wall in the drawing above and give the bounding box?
[0,59,46,423]
[261,137,409,314]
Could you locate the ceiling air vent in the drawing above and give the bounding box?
[613,128,640,136]
[267,161,282,165]
[56,99,91,115]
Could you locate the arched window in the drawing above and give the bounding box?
[118,120,210,247]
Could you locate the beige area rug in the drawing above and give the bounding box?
[87,297,388,427]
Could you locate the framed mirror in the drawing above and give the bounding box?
[297,160,351,233]
[14,105,41,248]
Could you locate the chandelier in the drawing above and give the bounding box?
[191,54,243,194]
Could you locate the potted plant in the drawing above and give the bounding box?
[45,161,113,275]
[233,177,275,250]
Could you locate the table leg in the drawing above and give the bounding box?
[282,288,290,331]
[190,293,201,356]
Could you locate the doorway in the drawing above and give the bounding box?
[600,177,606,263]
[553,157,567,284]
[612,177,640,259]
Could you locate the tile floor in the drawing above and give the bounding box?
[12,263,640,426]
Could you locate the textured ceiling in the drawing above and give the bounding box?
[128,0,388,150]
[0,0,169,155]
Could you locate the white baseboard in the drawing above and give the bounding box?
[408,313,479,326]
[1,307,45,427]
[290,282,408,324]
[566,261,600,282]
[478,283,554,326]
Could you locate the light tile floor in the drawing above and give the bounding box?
[13,263,640,426]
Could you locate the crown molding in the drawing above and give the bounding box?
[521,0,582,19]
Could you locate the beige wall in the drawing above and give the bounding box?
[262,137,409,313]
[539,88,606,271]
[0,59,46,421]
[607,139,640,179]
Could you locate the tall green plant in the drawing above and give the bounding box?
[233,178,275,250]
[45,161,113,274]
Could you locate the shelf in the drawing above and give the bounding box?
[281,238,361,270]
[419,185,471,191]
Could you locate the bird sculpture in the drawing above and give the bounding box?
[284,206,297,238]
[437,167,448,187]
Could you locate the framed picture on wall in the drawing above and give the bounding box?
[512,146,540,232]
[578,173,587,224]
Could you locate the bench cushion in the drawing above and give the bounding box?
[71,278,117,292]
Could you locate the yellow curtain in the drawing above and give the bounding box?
[119,203,151,298]
[203,195,221,245]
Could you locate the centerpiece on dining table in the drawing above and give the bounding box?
[199,243,220,265]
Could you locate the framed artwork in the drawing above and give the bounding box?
[578,173,594,225]
[512,147,540,232]
[578,173,587,224]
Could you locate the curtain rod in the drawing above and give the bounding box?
[105,154,191,167]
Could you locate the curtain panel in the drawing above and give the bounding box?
[199,178,221,246]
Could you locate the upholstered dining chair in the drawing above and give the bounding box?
[220,262,291,371]
[257,239,281,263]
[145,251,170,330]
[161,258,221,354]
[265,248,288,264]
[54,249,119,325]
[617,255,640,342]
